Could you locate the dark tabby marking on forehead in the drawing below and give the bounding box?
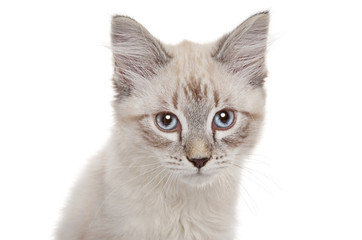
[172,91,178,109]
[183,77,210,103]
[213,90,220,107]
[203,84,208,99]
[184,80,203,102]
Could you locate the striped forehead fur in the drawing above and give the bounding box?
[116,37,267,149]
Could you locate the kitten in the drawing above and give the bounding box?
[55,12,269,240]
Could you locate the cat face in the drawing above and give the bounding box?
[111,13,269,187]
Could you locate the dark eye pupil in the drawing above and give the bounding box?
[163,114,172,126]
[219,111,229,123]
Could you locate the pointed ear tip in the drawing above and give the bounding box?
[112,15,125,23]
[256,11,270,24]
[259,10,270,15]
[111,15,138,27]
[254,11,270,22]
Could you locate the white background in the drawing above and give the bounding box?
[1,0,361,239]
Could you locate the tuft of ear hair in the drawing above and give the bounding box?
[111,16,171,98]
[213,12,269,87]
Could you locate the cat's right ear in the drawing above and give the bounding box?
[111,16,171,98]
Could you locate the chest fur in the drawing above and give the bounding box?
[94,187,235,240]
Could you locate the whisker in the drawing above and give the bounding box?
[230,161,279,192]
[162,172,177,196]
[149,169,170,193]
[139,168,168,196]
[239,181,258,213]
[223,167,258,213]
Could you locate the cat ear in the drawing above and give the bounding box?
[111,16,171,97]
[213,12,269,86]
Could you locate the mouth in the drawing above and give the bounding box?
[179,169,217,186]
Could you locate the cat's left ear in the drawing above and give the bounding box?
[213,12,269,86]
[111,16,171,97]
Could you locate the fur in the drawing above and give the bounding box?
[55,12,269,240]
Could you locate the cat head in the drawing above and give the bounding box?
[111,13,269,187]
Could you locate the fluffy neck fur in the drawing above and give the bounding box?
[55,12,269,240]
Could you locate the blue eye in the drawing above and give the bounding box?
[213,110,235,130]
[155,112,179,132]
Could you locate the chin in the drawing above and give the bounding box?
[179,169,218,188]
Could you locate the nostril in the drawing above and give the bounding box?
[187,157,210,169]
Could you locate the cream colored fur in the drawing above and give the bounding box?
[55,12,269,240]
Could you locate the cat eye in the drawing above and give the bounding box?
[212,109,236,130]
[155,112,180,132]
